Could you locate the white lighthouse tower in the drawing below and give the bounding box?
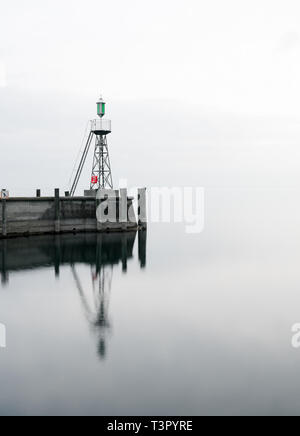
[90,96,113,190]
[70,96,113,196]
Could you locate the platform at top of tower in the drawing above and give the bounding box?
[91,119,111,135]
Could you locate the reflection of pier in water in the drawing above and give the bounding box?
[0,230,147,359]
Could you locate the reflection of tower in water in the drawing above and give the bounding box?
[72,262,113,360]
[0,229,147,360]
[71,230,147,360]
[91,264,113,358]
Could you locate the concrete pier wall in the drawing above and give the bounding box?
[0,195,137,238]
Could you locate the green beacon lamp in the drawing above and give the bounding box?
[97,97,106,118]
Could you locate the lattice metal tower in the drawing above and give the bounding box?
[90,97,113,190]
[70,96,113,196]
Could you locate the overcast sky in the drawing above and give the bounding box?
[1,0,300,194]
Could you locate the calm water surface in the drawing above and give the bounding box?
[1,187,300,416]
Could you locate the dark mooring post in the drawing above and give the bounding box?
[96,196,101,232]
[138,188,147,229]
[64,191,70,197]
[120,188,128,230]
[36,189,41,198]
[2,199,7,237]
[54,188,60,234]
